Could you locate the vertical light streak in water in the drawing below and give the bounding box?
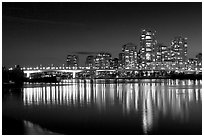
[195,80,198,85]
[126,84,130,114]
[24,88,27,105]
[30,88,33,105]
[57,85,60,105]
[32,88,35,105]
[151,83,156,105]
[34,88,37,105]
[23,88,26,105]
[66,85,69,105]
[56,85,60,105]
[156,83,161,110]
[142,82,153,134]
[36,87,39,105]
[46,86,50,104]
[75,82,78,106]
[59,85,62,105]
[134,83,139,111]
[86,82,91,105]
[52,86,55,105]
[102,82,106,107]
[161,86,166,115]
[96,83,102,110]
[200,88,202,101]
[188,88,193,102]
[41,87,44,104]
[93,81,96,103]
[62,85,65,105]
[68,84,72,105]
[195,88,199,102]
[118,84,123,103]
[110,84,115,105]
[79,82,84,106]
[39,87,42,105]
[72,83,76,106]
[176,79,179,85]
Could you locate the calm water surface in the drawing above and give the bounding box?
[2,79,202,135]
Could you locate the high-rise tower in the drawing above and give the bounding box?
[122,43,137,69]
[139,29,157,63]
[170,36,187,63]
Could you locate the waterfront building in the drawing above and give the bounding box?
[154,43,169,62]
[188,58,198,70]
[66,55,79,69]
[110,58,119,69]
[94,52,112,69]
[118,53,125,68]
[170,36,188,63]
[122,43,138,69]
[196,53,202,64]
[196,53,202,70]
[139,29,157,63]
[85,55,95,68]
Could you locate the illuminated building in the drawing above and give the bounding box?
[170,36,187,63]
[122,43,138,69]
[154,43,169,62]
[110,58,119,69]
[139,29,157,63]
[187,58,198,70]
[66,55,79,68]
[196,53,202,70]
[94,52,112,69]
[85,55,95,68]
[196,53,202,64]
[118,53,125,68]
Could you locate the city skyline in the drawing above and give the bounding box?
[3,2,202,67]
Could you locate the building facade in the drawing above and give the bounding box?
[153,43,170,62]
[122,43,138,69]
[85,55,95,68]
[95,52,112,69]
[139,29,157,63]
[170,36,188,63]
[118,52,125,68]
[66,55,79,68]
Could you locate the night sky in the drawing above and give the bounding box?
[2,2,202,67]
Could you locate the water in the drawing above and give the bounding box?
[2,79,202,135]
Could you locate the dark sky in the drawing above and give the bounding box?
[2,2,202,67]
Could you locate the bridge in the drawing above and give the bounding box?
[22,67,200,79]
[23,67,118,78]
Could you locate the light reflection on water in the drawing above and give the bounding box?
[22,79,202,134]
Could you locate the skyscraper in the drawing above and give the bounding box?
[195,53,202,70]
[118,52,125,68]
[66,55,79,68]
[85,55,95,68]
[170,36,188,63]
[196,53,202,64]
[95,52,112,69]
[110,58,119,69]
[154,43,168,62]
[139,29,157,63]
[122,43,138,69]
